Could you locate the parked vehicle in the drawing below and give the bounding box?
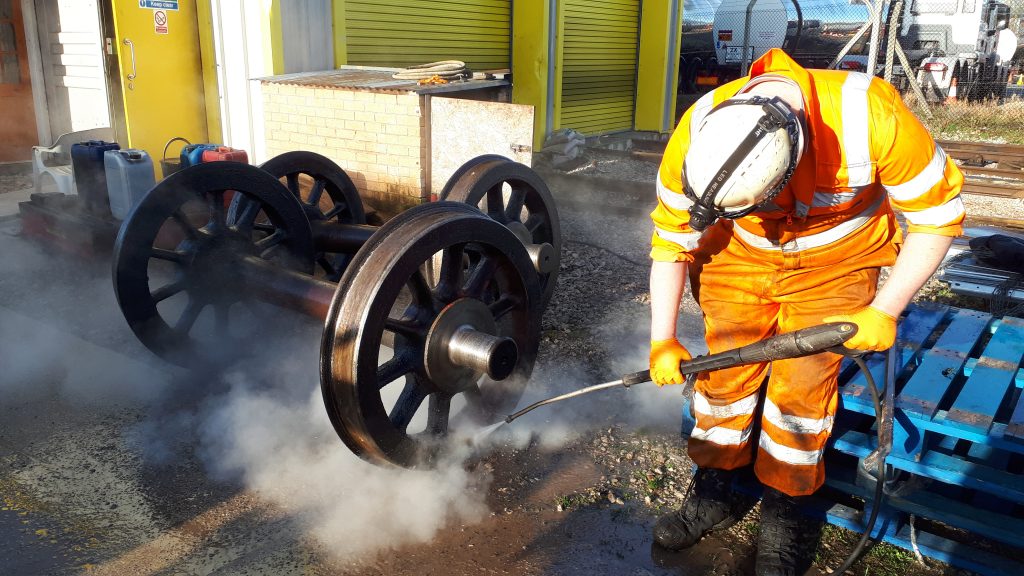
[678,0,1018,103]
[905,0,1017,101]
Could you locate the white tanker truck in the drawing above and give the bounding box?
[679,0,1019,102]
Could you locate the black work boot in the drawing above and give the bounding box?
[652,467,755,551]
[756,486,825,576]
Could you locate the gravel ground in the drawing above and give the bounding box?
[0,170,32,195]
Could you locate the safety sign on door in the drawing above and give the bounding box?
[154,10,169,34]
[139,0,178,10]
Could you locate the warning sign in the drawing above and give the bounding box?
[718,30,733,42]
[154,10,168,34]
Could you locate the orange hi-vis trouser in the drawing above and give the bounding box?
[686,215,900,497]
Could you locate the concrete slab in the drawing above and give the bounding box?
[0,187,33,220]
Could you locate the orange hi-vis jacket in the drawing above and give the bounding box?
[651,49,965,264]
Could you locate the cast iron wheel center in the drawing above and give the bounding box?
[424,298,519,394]
[183,231,257,301]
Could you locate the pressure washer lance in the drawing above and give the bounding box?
[482,319,893,574]
[500,321,858,424]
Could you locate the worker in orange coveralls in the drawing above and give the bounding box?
[648,48,964,575]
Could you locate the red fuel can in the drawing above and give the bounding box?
[201,146,249,164]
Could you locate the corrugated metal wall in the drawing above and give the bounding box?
[559,0,640,135]
[344,0,511,70]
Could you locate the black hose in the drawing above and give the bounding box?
[831,354,888,574]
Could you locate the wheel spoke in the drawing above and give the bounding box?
[406,271,433,308]
[151,248,187,264]
[377,352,416,390]
[427,394,452,436]
[524,213,544,234]
[207,190,226,231]
[175,298,204,334]
[256,229,287,257]
[308,178,326,207]
[233,197,262,231]
[285,173,300,197]
[505,187,526,221]
[463,255,497,298]
[384,317,426,340]
[485,184,506,220]
[171,210,199,240]
[151,280,186,303]
[489,295,519,320]
[253,222,276,233]
[389,378,428,432]
[323,202,348,220]
[434,244,465,303]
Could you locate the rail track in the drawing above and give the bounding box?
[626,139,1024,200]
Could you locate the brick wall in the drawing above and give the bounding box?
[262,82,425,216]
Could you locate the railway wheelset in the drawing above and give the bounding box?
[111,151,562,468]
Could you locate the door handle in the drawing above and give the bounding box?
[123,38,137,89]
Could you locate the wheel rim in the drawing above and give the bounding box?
[438,154,512,200]
[320,202,541,467]
[113,162,314,367]
[442,160,561,309]
[229,151,366,280]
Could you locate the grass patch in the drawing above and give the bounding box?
[913,99,1024,144]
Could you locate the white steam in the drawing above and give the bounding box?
[189,347,491,561]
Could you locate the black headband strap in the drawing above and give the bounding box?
[683,96,801,230]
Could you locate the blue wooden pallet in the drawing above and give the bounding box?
[678,304,1024,575]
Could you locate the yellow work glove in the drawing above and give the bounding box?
[823,306,898,352]
[650,338,692,386]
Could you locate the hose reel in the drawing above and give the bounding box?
[111,153,560,467]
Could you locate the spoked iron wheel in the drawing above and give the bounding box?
[229,151,366,281]
[113,162,315,366]
[442,160,561,309]
[321,202,541,467]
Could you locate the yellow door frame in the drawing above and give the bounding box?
[635,0,683,132]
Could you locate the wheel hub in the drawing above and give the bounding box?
[424,297,519,395]
[185,231,255,302]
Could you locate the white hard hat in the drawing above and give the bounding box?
[682,95,804,230]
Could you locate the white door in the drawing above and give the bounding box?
[32,0,109,140]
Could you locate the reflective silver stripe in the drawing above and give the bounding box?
[657,177,694,210]
[884,145,947,202]
[841,72,873,187]
[812,189,862,207]
[763,398,834,435]
[733,192,884,252]
[689,90,717,134]
[655,227,702,251]
[759,432,824,465]
[694,391,759,419]
[692,424,753,446]
[903,195,965,227]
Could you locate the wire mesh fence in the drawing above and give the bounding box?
[679,0,1024,142]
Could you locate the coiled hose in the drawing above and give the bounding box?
[392,60,470,81]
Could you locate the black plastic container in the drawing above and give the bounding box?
[71,140,120,216]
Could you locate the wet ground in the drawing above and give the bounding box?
[0,173,950,576]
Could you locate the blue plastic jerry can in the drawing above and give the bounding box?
[105,149,156,220]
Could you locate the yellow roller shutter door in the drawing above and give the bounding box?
[559,0,640,135]
[344,0,511,70]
